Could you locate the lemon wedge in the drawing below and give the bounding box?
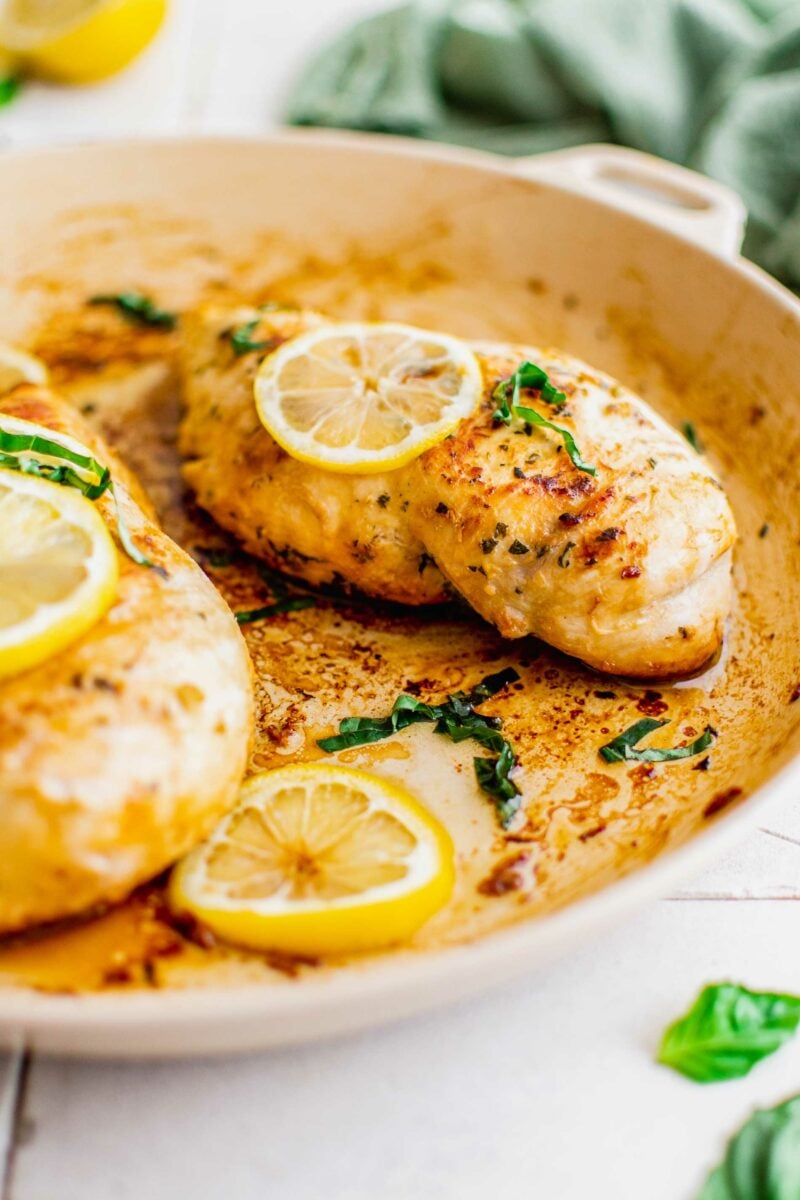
[0,468,118,679]
[253,321,483,474]
[170,764,455,957]
[0,0,167,83]
[0,342,47,395]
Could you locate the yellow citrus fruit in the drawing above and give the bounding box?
[170,763,455,957]
[253,321,483,474]
[0,467,118,679]
[0,342,47,395]
[0,0,167,84]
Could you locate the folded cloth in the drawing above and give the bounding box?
[286,0,800,288]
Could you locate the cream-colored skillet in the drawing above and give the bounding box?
[0,133,797,1057]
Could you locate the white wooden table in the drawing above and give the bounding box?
[1,4,798,1196]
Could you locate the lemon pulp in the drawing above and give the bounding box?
[0,469,118,679]
[253,321,483,474]
[170,764,455,957]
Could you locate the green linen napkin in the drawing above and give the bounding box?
[286,0,800,288]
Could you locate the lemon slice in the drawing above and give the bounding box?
[253,321,483,474]
[0,468,118,679]
[0,343,47,395]
[0,0,167,83]
[170,764,455,957]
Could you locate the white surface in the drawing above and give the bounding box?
[0,2,797,1196]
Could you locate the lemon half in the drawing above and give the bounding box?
[253,321,483,474]
[0,468,118,680]
[0,0,167,83]
[170,764,455,957]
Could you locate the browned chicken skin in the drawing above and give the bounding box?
[0,387,253,934]
[179,306,736,679]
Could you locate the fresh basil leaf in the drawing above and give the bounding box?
[513,405,596,476]
[469,666,519,702]
[600,718,715,763]
[659,983,800,1083]
[89,292,177,329]
[317,668,522,824]
[682,421,704,453]
[0,425,154,568]
[492,360,595,475]
[697,1095,800,1199]
[0,76,21,107]
[235,596,315,624]
[474,742,521,825]
[229,319,279,357]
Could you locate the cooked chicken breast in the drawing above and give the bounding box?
[179,305,736,678]
[0,387,253,934]
[180,305,449,604]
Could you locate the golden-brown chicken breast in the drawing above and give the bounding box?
[179,305,449,604]
[179,305,736,678]
[0,387,253,934]
[408,343,736,677]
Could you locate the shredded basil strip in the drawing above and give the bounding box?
[600,717,715,763]
[0,426,154,568]
[235,596,315,624]
[659,983,800,1084]
[235,562,318,623]
[89,291,177,329]
[317,667,522,826]
[492,360,595,476]
[229,319,278,357]
[682,421,704,453]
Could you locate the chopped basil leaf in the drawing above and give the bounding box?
[89,291,177,329]
[659,983,800,1083]
[474,742,522,825]
[235,596,315,624]
[492,360,595,476]
[318,667,522,826]
[697,1094,800,1199]
[495,360,567,410]
[0,425,154,568]
[0,76,21,107]
[229,318,279,357]
[196,546,238,568]
[557,540,575,568]
[600,717,715,763]
[682,421,704,453]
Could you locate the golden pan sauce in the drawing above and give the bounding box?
[0,239,796,996]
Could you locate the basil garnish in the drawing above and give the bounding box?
[318,667,523,826]
[89,292,177,329]
[0,77,20,107]
[660,983,800,1083]
[0,424,154,568]
[697,1095,800,1199]
[235,561,317,624]
[493,360,595,476]
[599,717,715,763]
[228,319,279,357]
[236,596,315,624]
[682,421,704,453]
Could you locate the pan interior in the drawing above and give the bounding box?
[0,138,797,997]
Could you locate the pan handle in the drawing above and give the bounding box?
[514,143,746,259]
